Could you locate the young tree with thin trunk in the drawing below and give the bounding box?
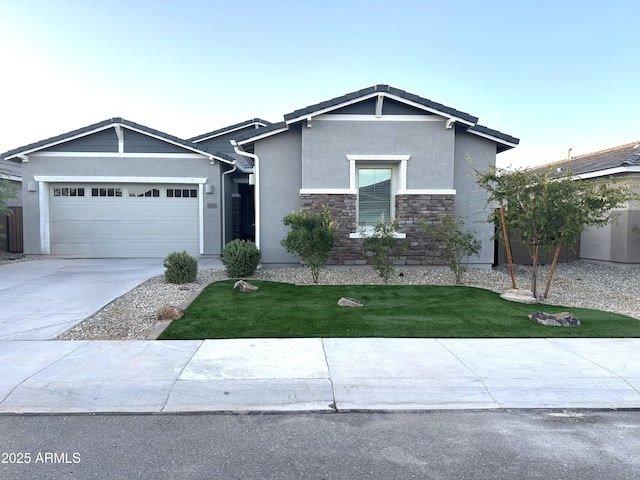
[476,166,634,298]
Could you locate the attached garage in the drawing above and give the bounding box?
[49,183,200,257]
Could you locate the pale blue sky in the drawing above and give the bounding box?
[1,0,638,167]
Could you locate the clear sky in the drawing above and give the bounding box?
[1,0,638,168]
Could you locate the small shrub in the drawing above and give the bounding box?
[221,239,261,277]
[281,207,338,283]
[422,214,482,284]
[163,250,198,284]
[361,220,407,283]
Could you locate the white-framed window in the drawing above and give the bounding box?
[129,186,159,198]
[53,187,85,197]
[357,167,392,224]
[167,188,198,198]
[347,155,409,226]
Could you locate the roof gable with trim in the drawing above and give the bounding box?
[235,84,519,151]
[0,117,241,168]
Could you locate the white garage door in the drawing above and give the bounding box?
[49,184,200,257]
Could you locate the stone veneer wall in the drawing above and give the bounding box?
[299,193,455,266]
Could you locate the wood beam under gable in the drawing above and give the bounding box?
[114,125,124,153]
[375,94,384,117]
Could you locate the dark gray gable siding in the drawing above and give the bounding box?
[44,128,118,153]
[123,130,196,154]
[284,84,478,123]
[1,117,239,166]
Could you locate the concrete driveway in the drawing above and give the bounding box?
[0,259,165,340]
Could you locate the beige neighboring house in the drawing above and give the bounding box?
[0,158,22,252]
[533,141,640,265]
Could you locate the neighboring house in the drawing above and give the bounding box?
[1,85,519,265]
[233,85,518,267]
[0,158,22,252]
[532,141,640,264]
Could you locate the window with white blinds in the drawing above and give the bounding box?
[358,168,392,224]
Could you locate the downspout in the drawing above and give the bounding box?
[231,141,260,249]
[221,160,237,250]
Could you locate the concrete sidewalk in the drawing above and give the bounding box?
[1,338,639,413]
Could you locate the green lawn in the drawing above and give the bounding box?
[157,280,640,340]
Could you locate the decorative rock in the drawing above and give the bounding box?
[155,305,184,321]
[338,297,364,307]
[528,311,581,327]
[500,289,537,304]
[234,280,258,292]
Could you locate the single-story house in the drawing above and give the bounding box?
[532,141,640,264]
[1,85,519,266]
[0,158,22,252]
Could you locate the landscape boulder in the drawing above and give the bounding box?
[234,280,258,292]
[155,305,184,321]
[528,311,581,327]
[500,289,537,304]
[338,297,364,308]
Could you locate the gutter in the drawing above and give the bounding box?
[221,161,237,250]
[231,141,261,249]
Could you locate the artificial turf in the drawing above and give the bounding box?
[157,280,640,340]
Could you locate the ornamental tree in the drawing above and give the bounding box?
[476,165,635,298]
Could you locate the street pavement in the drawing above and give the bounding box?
[1,259,640,413]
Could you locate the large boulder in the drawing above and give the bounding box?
[528,311,581,327]
[155,305,184,321]
[338,297,364,307]
[234,280,258,292]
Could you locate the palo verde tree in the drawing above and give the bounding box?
[281,206,338,283]
[476,165,635,298]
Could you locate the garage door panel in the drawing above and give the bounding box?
[50,184,200,257]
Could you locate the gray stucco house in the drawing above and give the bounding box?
[0,158,22,252]
[1,85,519,266]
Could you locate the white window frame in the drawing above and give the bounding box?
[346,155,409,238]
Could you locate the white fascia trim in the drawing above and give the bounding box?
[5,124,116,159]
[315,114,445,122]
[346,155,411,161]
[33,176,207,184]
[573,166,640,180]
[300,188,357,195]
[285,92,381,124]
[32,152,206,159]
[397,189,456,195]
[467,129,518,149]
[117,124,228,163]
[192,121,270,143]
[285,92,475,126]
[349,231,407,239]
[236,126,290,146]
[0,174,21,182]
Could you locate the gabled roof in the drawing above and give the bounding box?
[0,158,21,181]
[235,84,519,151]
[531,141,640,178]
[0,117,247,170]
[188,118,272,143]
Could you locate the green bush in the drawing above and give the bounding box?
[281,207,338,283]
[221,239,261,277]
[163,250,198,284]
[422,214,482,284]
[361,220,407,283]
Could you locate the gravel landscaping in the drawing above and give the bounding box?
[47,260,640,340]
